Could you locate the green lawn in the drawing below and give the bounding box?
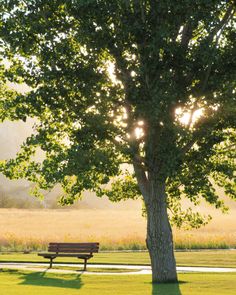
[1,250,236,268]
[0,269,235,295]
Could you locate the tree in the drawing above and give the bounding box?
[0,0,236,283]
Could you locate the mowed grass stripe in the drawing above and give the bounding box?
[1,250,236,268]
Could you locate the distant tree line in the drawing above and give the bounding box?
[0,191,43,208]
[0,191,93,209]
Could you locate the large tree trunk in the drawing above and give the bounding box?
[145,180,178,283]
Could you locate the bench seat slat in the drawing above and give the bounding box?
[39,253,93,258]
[48,247,99,250]
[48,246,99,250]
[48,247,98,249]
[48,249,98,253]
[49,243,99,246]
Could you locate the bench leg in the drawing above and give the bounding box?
[49,257,54,268]
[83,258,87,271]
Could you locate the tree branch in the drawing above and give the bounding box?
[133,156,149,200]
[208,4,235,44]
[181,103,235,155]
[181,24,193,49]
[218,143,236,153]
[181,138,197,155]
[199,4,235,94]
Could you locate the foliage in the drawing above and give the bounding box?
[0,0,235,230]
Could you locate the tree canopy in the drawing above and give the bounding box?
[0,0,236,283]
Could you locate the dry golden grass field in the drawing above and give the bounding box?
[0,204,235,250]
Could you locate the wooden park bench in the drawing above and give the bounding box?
[38,242,99,270]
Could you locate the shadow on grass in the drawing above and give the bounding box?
[18,269,84,290]
[152,281,185,295]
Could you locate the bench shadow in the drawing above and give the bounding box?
[151,281,184,295]
[18,270,84,290]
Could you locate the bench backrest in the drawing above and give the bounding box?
[48,242,99,254]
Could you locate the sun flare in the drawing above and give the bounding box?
[176,108,204,126]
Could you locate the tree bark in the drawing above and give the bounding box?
[145,180,178,283]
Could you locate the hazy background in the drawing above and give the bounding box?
[0,118,142,210]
